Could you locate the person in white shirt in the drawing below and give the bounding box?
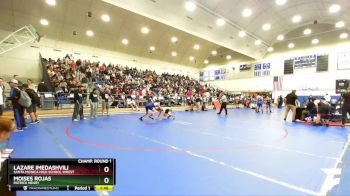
[324,94,331,103]
[0,78,4,116]
[217,92,228,115]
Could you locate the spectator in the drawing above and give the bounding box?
[284,90,298,122]
[13,75,22,86]
[27,79,37,92]
[301,97,316,121]
[22,84,39,124]
[72,85,86,121]
[0,118,16,196]
[278,95,283,108]
[324,93,331,103]
[89,88,99,119]
[0,78,5,116]
[37,80,48,93]
[100,87,111,116]
[8,79,26,131]
[341,87,350,127]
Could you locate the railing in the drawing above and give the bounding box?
[37,92,242,110]
[39,53,54,92]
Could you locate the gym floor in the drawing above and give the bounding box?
[7,108,350,196]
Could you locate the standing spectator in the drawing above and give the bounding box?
[100,88,111,116]
[89,88,99,119]
[265,96,272,113]
[27,79,37,92]
[278,95,283,108]
[8,79,26,131]
[22,84,39,124]
[37,80,48,93]
[72,85,86,121]
[284,90,298,122]
[13,75,22,86]
[341,87,350,127]
[0,78,5,116]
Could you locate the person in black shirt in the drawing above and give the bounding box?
[100,88,111,116]
[72,85,85,121]
[341,87,350,127]
[22,84,39,124]
[278,95,283,108]
[89,88,99,118]
[301,97,316,120]
[284,90,298,122]
[37,80,48,93]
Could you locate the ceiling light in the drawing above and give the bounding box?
[40,19,49,26]
[340,33,348,39]
[267,47,274,52]
[238,31,246,37]
[303,28,312,35]
[216,18,226,26]
[204,60,209,64]
[171,52,177,57]
[288,43,295,48]
[122,38,128,45]
[86,30,94,37]
[211,50,217,56]
[242,8,252,17]
[311,38,319,45]
[101,14,110,22]
[255,40,262,45]
[335,21,345,28]
[275,0,287,6]
[171,36,178,43]
[46,0,56,6]
[292,15,302,23]
[226,55,232,60]
[193,44,200,50]
[184,1,196,12]
[277,34,284,41]
[149,46,155,51]
[262,23,271,31]
[189,56,195,61]
[141,27,150,34]
[329,4,341,13]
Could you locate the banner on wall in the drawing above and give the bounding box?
[254,63,271,77]
[337,51,350,70]
[199,68,228,81]
[293,55,317,69]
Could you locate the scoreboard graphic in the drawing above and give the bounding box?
[7,158,116,191]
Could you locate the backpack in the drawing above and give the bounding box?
[26,89,40,105]
[16,87,32,108]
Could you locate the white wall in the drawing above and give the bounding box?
[205,41,350,97]
[0,29,199,83]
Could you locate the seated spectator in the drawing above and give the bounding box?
[301,97,316,121]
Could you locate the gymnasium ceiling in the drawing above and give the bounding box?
[0,0,349,67]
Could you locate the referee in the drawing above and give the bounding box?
[217,92,228,116]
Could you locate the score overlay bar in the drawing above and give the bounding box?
[7,158,116,191]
